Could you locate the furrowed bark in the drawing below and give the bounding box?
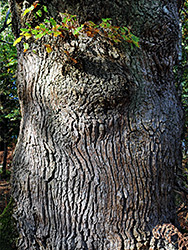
[9,0,184,249]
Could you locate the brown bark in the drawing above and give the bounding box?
[9,0,183,249]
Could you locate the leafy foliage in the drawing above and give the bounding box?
[13,2,139,54]
[0,1,20,151]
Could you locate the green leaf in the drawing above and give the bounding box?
[23,43,29,51]
[36,10,42,17]
[24,33,32,40]
[88,21,96,27]
[43,6,48,13]
[7,18,11,25]
[121,34,128,40]
[100,23,105,28]
[50,18,57,27]
[39,24,46,29]
[106,23,111,28]
[131,35,139,42]
[62,17,68,23]
[31,29,39,35]
[23,5,35,16]
[47,30,54,35]
[13,36,23,46]
[6,59,17,67]
[35,33,45,39]
[53,31,61,37]
[20,28,30,32]
[73,25,84,35]
[26,23,31,28]
[44,19,50,23]
[101,18,112,22]
[120,27,129,34]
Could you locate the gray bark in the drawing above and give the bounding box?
[9,0,184,249]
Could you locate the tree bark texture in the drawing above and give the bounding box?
[10,0,184,249]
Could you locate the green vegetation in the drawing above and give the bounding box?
[0,198,18,250]
[0,0,20,176]
[13,2,139,56]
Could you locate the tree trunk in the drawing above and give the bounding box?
[10,0,184,249]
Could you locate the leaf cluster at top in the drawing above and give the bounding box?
[13,2,139,54]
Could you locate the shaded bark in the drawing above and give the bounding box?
[9,0,184,249]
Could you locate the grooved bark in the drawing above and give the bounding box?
[10,0,183,249]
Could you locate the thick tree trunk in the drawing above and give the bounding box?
[10,0,183,249]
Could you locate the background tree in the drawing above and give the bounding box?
[0,0,20,177]
[9,0,185,249]
[181,0,188,172]
[174,0,188,214]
